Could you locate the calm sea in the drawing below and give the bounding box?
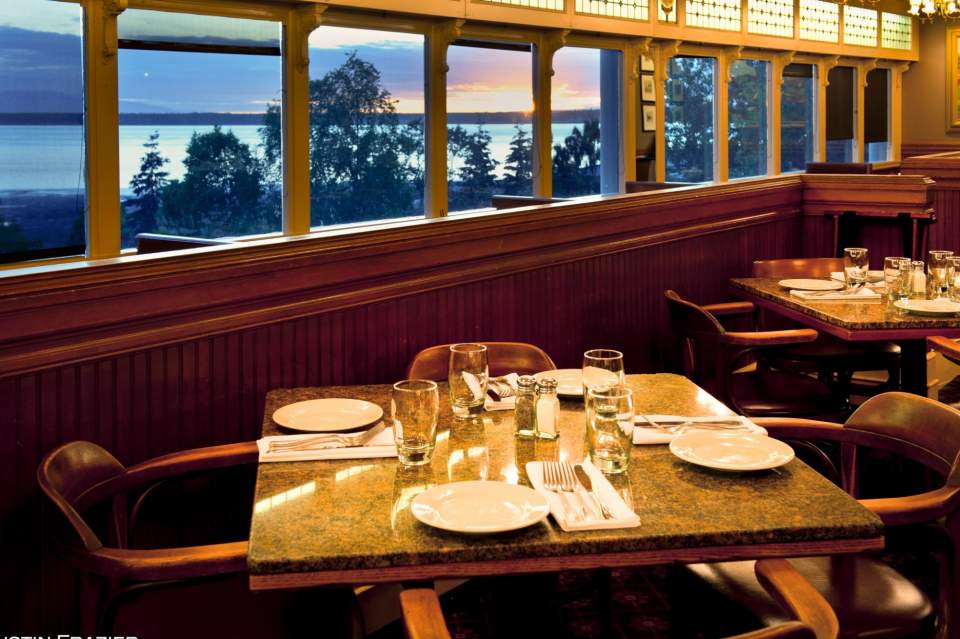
[0,123,587,194]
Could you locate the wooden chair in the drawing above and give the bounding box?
[399,559,839,639]
[38,440,363,638]
[930,336,960,365]
[751,258,901,395]
[405,342,557,381]
[687,392,960,639]
[664,290,848,418]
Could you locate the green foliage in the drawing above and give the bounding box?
[728,60,767,179]
[665,56,714,182]
[502,125,532,195]
[124,131,169,245]
[552,119,600,197]
[448,125,499,210]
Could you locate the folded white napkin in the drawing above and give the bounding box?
[633,415,765,445]
[525,460,640,531]
[790,287,880,301]
[257,424,397,463]
[484,373,519,411]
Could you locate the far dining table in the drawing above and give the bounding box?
[247,373,882,591]
[731,277,960,395]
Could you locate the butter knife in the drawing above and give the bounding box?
[574,464,614,520]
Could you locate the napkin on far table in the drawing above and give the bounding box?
[258,424,397,463]
[484,373,520,411]
[525,460,640,532]
[789,287,880,301]
[633,415,765,445]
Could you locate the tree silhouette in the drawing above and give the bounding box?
[502,125,532,195]
[124,130,169,246]
[665,56,714,182]
[448,125,498,210]
[552,119,600,197]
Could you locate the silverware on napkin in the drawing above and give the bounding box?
[634,416,746,433]
[267,421,386,453]
[574,464,614,520]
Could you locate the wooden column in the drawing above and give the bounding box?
[532,30,568,198]
[771,52,796,176]
[424,20,463,218]
[654,40,680,182]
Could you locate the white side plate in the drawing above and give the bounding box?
[670,431,794,471]
[272,398,384,433]
[535,369,584,398]
[778,278,843,291]
[411,481,550,534]
[894,299,960,316]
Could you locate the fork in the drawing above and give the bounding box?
[268,422,385,452]
[542,461,583,521]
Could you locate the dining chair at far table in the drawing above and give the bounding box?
[38,440,364,639]
[751,258,901,396]
[399,559,840,639]
[663,290,849,419]
[685,391,960,639]
[405,341,557,381]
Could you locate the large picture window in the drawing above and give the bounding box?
[825,65,856,162]
[728,59,769,179]
[117,9,282,247]
[781,63,816,172]
[665,56,716,183]
[864,68,889,162]
[0,0,85,264]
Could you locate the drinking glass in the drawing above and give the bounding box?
[949,257,960,302]
[392,379,440,467]
[448,343,488,418]
[927,250,955,299]
[883,256,909,303]
[582,349,625,398]
[843,247,869,289]
[896,259,914,303]
[586,385,634,474]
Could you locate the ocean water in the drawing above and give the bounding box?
[0,122,590,194]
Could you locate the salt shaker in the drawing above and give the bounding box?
[514,375,537,439]
[911,260,926,298]
[535,378,560,440]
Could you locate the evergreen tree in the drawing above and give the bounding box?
[124,131,169,245]
[448,125,498,210]
[502,125,532,195]
[552,119,600,197]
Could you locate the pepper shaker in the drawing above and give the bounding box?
[514,375,537,439]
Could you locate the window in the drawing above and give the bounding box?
[117,9,282,247]
[551,47,623,197]
[447,41,533,212]
[728,59,769,179]
[665,56,715,183]
[686,0,742,31]
[881,13,912,50]
[799,0,839,43]
[781,63,816,173]
[825,66,856,162]
[307,27,424,227]
[748,0,794,37]
[864,68,890,162]
[0,0,85,264]
[577,0,649,20]
[843,5,878,48]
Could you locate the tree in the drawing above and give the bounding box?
[552,119,600,197]
[502,125,532,195]
[664,57,714,182]
[260,52,422,226]
[159,126,271,237]
[124,131,169,245]
[448,125,498,210]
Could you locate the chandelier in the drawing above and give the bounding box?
[908,0,960,19]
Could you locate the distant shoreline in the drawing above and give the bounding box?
[0,109,601,126]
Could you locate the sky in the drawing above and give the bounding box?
[0,3,603,114]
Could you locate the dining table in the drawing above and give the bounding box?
[247,373,883,591]
[730,277,960,396]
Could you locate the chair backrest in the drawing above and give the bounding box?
[405,342,557,381]
[843,392,960,487]
[37,441,126,552]
[663,290,726,340]
[752,258,845,279]
[663,290,727,386]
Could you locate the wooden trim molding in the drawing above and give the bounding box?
[901,151,960,189]
[801,173,935,215]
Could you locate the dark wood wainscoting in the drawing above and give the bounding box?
[902,152,960,254]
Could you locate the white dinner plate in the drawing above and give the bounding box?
[669,430,795,471]
[534,369,584,398]
[272,398,384,433]
[411,481,550,534]
[777,278,843,291]
[894,299,960,316]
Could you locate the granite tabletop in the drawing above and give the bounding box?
[731,277,960,334]
[248,374,883,586]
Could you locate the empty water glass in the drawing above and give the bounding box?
[843,247,869,289]
[896,259,914,303]
[448,343,488,418]
[950,257,960,302]
[883,256,909,303]
[586,385,634,474]
[392,379,440,467]
[928,250,955,299]
[582,349,625,398]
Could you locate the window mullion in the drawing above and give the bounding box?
[424,20,462,218]
[533,32,566,198]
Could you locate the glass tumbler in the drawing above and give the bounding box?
[586,385,634,474]
[392,379,440,467]
[582,349,625,399]
[950,257,960,302]
[927,250,955,299]
[843,247,869,289]
[896,259,914,303]
[448,343,488,418]
[883,256,909,303]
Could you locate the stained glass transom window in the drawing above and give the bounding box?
[748,0,794,37]
[479,0,564,9]
[881,12,912,50]
[576,0,649,20]
[686,0,741,31]
[799,0,839,43]
[844,5,878,47]
[658,1,678,22]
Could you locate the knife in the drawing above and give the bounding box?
[574,464,614,520]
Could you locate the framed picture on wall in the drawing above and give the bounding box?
[641,74,655,102]
[642,104,656,132]
[949,28,960,130]
[641,55,654,72]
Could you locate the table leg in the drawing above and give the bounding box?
[899,339,928,396]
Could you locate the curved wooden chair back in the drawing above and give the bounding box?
[663,289,727,384]
[405,342,557,381]
[929,335,960,366]
[751,258,845,279]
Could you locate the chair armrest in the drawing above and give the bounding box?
[861,486,960,527]
[400,588,453,639]
[754,559,838,639]
[721,329,818,347]
[929,336,960,365]
[750,418,847,442]
[74,540,248,581]
[702,301,756,317]
[726,622,817,639]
